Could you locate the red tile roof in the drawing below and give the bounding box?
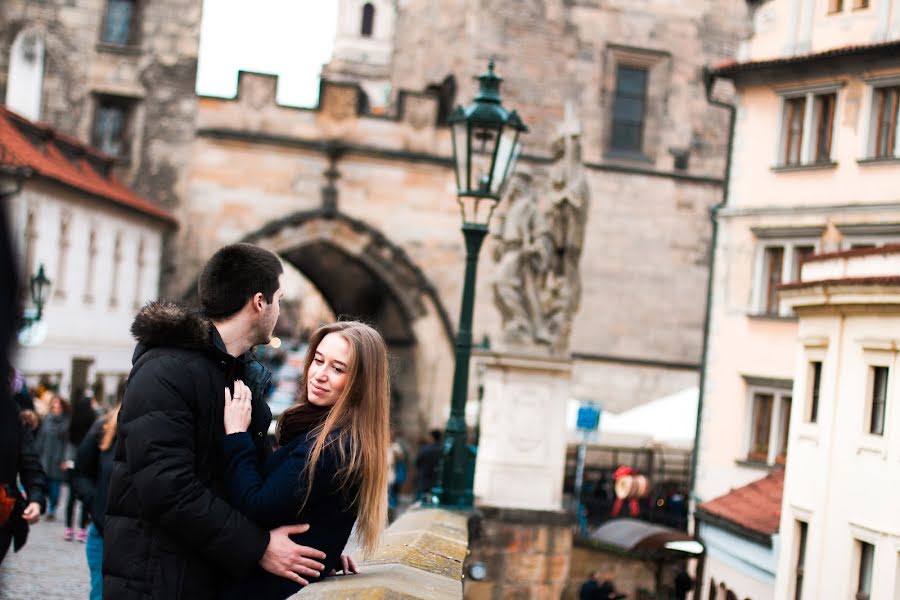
[710,39,900,77]
[696,469,784,537]
[0,105,176,226]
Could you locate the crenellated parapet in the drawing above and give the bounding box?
[197,71,452,157]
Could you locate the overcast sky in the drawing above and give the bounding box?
[195,1,339,108]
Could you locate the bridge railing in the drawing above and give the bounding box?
[290,507,468,599]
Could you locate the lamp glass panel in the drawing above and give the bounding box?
[489,126,519,196]
[457,196,498,226]
[451,121,470,193]
[470,122,501,193]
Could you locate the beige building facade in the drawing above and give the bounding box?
[695,0,900,598]
[1,0,751,439]
[778,247,900,600]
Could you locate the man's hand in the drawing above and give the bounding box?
[259,524,327,586]
[22,502,41,524]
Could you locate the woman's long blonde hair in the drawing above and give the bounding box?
[99,405,120,452]
[277,321,390,556]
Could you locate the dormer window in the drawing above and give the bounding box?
[361,3,375,37]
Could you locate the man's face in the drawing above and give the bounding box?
[254,274,284,346]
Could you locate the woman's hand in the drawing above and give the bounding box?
[330,554,360,576]
[224,380,253,435]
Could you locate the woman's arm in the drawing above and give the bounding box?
[221,433,311,529]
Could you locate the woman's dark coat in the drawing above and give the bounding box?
[102,301,274,600]
[35,413,69,480]
[72,419,114,535]
[0,389,47,555]
[219,430,360,600]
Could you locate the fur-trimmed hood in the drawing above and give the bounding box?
[130,300,212,351]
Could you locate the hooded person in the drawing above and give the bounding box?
[102,243,326,600]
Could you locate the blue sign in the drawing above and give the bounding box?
[576,403,601,432]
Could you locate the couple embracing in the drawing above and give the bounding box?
[103,243,390,600]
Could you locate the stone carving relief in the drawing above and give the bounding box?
[492,104,590,354]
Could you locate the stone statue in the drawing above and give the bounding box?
[492,172,553,345]
[544,103,590,351]
[492,103,590,353]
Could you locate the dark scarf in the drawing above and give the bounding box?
[277,402,331,446]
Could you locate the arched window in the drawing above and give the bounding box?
[360,3,375,37]
[6,30,45,120]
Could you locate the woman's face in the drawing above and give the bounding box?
[307,333,351,407]
[50,397,62,416]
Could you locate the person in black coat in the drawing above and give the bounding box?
[414,429,443,499]
[219,321,392,599]
[0,387,47,564]
[102,244,326,600]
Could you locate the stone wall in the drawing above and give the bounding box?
[291,507,468,599]
[0,0,202,281]
[563,540,681,599]
[464,506,573,599]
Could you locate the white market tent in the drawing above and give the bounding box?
[568,386,698,449]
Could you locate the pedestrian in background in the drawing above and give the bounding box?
[66,390,98,542]
[414,429,443,500]
[0,384,47,564]
[73,404,119,600]
[36,394,70,524]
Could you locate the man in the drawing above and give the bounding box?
[103,244,326,600]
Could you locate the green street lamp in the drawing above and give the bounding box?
[432,60,527,508]
[20,263,51,331]
[30,263,51,322]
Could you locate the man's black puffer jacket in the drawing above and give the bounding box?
[103,301,273,600]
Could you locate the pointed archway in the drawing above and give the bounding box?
[240,209,455,439]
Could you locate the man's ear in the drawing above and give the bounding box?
[252,292,266,313]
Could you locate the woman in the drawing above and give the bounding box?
[72,405,119,600]
[35,395,69,526]
[220,321,390,599]
[66,393,98,542]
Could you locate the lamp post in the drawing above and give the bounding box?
[432,60,527,508]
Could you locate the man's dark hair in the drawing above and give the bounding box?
[198,243,283,319]
[429,429,443,444]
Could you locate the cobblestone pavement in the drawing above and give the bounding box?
[0,489,91,600]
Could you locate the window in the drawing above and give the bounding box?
[853,0,870,8]
[856,541,874,600]
[868,366,888,435]
[828,0,844,12]
[755,240,818,316]
[92,95,134,158]
[872,86,899,159]
[133,237,145,309]
[813,94,836,163]
[794,521,808,600]
[777,395,792,463]
[762,247,784,314]
[84,228,98,304]
[744,382,793,464]
[610,66,648,154]
[360,3,375,37]
[783,97,805,165]
[779,91,838,166]
[109,231,122,308]
[54,211,71,300]
[101,0,138,46]
[808,361,822,423]
[749,392,774,462]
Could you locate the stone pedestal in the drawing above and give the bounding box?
[473,352,572,511]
